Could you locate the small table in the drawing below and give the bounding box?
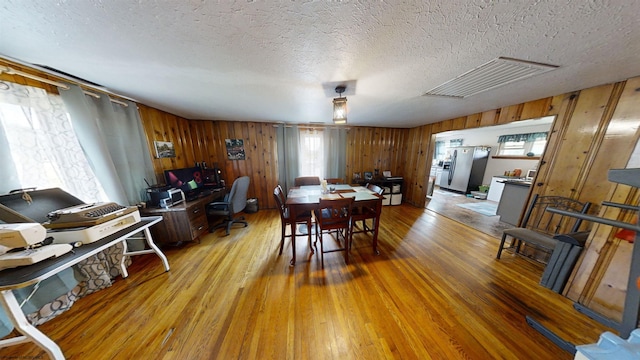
[285,185,383,265]
[0,216,169,359]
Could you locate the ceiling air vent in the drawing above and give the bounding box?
[423,57,558,99]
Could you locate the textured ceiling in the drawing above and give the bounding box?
[1,1,639,128]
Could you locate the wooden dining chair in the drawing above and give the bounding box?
[273,185,313,257]
[294,176,321,186]
[351,183,384,245]
[325,178,343,184]
[313,197,354,267]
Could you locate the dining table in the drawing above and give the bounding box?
[285,184,384,265]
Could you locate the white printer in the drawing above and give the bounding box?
[0,223,72,270]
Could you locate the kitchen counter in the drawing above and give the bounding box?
[500,179,532,187]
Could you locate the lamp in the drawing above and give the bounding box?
[333,85,347,124]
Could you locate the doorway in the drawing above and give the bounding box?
[426,116,555,238]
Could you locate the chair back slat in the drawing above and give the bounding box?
[317,197,354,229]
[366,183,384,195]
[273,185,287,219]
[295,176,321,186]
[523,195,591,236]
[325,178,343,185]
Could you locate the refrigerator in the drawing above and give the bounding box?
[439,146,490,193]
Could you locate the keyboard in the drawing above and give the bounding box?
[0,244,73,270]
[45,203,138,229]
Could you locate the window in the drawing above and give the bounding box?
[449,138,463,147]
[496,132,548,157]
[434,141,445,161]
[298,128,325,177]
[0,82,107,202]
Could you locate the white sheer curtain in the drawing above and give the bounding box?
[59,84,154,205]
[0,81,106,202]
[299,128,325,178]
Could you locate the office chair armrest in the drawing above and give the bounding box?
[209,201,230,206]
[207,201,231,212]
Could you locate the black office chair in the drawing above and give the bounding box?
[207,176,250,235]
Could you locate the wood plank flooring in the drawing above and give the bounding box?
[426,188,512,238]
[0,204,612,359]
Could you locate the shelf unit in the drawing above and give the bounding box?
[354,177,403,206]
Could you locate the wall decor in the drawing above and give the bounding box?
[154,140,175,158]
[225,138,246,160]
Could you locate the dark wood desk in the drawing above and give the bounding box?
[285,185,383,265]
[140,189,225,245]
[0,217,168,359]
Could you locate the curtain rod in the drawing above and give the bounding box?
[0,65,128,107]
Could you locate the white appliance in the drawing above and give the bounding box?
[0,223,72,270]
[439,146,491,193]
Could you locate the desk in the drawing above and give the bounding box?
[285,185,383,265]
[0,216,168,359]
[140,190,225,245]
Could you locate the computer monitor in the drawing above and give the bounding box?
[163,166,205,197]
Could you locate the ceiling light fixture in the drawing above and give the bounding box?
[333,85,347,124]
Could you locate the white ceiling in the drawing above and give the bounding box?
[1,1,639,128]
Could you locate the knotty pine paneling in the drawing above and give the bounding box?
[345,126,407,183]
[140,116,281,210]
[564,77,640,317]
[520,97,553,120]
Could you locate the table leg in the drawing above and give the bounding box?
[119,240,129,278]
[372,201,381,255]
[290,221,296,266]
[290,205,297,265]
[143,227,170,272]
[0,290,65,360]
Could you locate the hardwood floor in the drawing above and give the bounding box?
[426,187,512,239]
[1,204,612,359]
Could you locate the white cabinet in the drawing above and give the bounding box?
[487,176,505,202]
[435,168,443,186]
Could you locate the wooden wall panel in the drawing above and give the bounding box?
[480,109,499,127]
[520,97,552,120]
[497,104,524,124]
[564,77,640,316]
[464,113,482,129]
[345,127,407,183]
[537,83,616,200]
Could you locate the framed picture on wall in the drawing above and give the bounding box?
[364,172,373,181]
[154,141,176,158]
[225,138,246,160]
